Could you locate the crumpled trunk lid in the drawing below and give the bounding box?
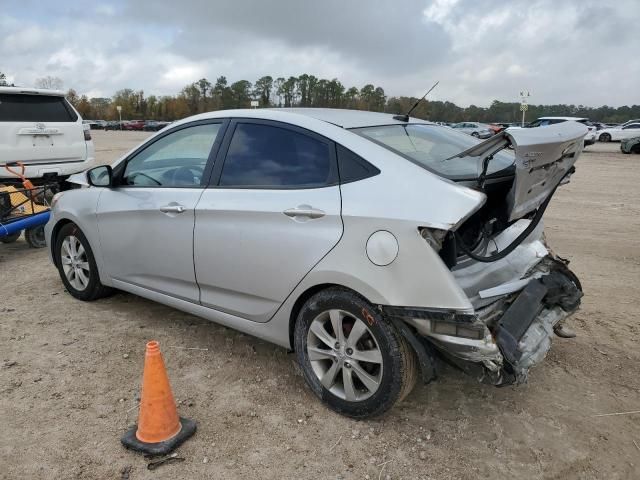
[448,121,587,222]
[506,121,586,221]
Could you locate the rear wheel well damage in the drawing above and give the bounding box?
[287,283,437,384]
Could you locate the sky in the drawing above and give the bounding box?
[1,0,638,107]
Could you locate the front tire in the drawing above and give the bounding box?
[294,288,417,418]
[54,223,113,301]
[599,133,611,142]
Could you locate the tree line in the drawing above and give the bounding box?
[1,71,638,123]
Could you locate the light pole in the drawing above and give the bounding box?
[116,105,122,130]
[519,90,530,127]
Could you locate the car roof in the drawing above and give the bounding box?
[0,86,66,97]
[271,108,431,129]
[537,116,588,121]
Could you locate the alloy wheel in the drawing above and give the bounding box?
[306,309,383,401]
[60,235,90,291]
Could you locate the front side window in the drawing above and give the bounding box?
[354,124,514,180]
[623,124,640,129]
[122,123,221,187]
[219,123,332,188]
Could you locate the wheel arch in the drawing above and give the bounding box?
[288,283,369,351]
[50,218,74,267]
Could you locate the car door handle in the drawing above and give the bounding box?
[160,204,186,214]
[283,206,325,219]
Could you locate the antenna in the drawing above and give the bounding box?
[393,81,439,122]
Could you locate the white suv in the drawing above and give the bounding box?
[0,87,95,186]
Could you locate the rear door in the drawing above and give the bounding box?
[620,123,640,140]
[194,119,343,322]
[96,121,226,302]
[0,93,87,166]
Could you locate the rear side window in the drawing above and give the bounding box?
[0,94,77,122]
[336,145,380,183]
[219,123,334,188]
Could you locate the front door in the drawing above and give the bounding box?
[194,120,343,322]
[96,121,225,302]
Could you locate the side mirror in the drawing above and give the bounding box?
[87,165,113,187]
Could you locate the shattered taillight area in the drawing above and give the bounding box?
[489,257,583,384]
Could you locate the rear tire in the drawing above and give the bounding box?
[25,226,47,248]
[599,133,611,142]
[0,232,21,244]
[54,223,113,301]
[294,287,417,418]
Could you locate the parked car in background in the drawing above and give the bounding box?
[620,119,640,128]
[104,121,122,130]
[122,120,145,131]
[83,119,107,130]
[450,122,493,138]
[597,123,640,142]
[46,108,586,418]
[0,86,95,185]
[513,117,597,146]
[143,120,171,132]
[620,136,640,154]
[488,124,506,135]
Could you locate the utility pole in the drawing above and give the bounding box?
[519,90,530,127]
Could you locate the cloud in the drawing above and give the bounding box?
[0,0,638,106]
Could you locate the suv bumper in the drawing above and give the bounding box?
[0,157,96,183]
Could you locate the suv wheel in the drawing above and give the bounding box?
[294,288,417,418]
[54,223,113,301]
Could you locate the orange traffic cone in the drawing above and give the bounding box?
[121,341,196,455]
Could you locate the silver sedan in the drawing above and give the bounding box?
[46,109,586,418]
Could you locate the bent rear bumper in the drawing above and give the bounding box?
[390,258,582,386]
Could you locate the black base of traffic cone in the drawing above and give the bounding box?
[121,417,196,456]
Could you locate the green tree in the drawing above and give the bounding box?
[282,76,298,107]
[344,87,359,109]
[230,80,252,108]
[253,75,274,106]
[196,78,212,112]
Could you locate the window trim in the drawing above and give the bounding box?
[112,119,229,189]
[207,118,339,190]
[335,144,381,185]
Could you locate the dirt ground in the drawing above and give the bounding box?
[1,132,639,480]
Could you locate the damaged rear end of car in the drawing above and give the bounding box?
[383,121,587,386]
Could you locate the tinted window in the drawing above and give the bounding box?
[623,124,640,129]
[337,145,380,183]
[123,123,221,187]
[219,123,332,188]
[0,94,77,122]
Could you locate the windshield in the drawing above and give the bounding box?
[353,124,515,180]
